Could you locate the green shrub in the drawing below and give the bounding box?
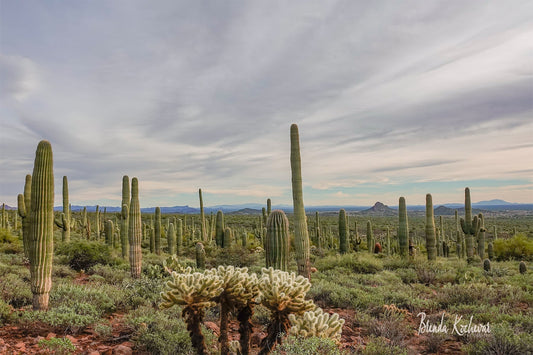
[493,234,533,261]
[314,253,383,274]
[122,276,166,308]
[124,305,217,355]
[0,228,17,243]
[38,337,76,355]
[210,244,260,268]
[463,324,533,354]
[20,303,100,334]
[89,264,130,285]
[55,239,114,271]
[0,298,13,325]
[270,335,345,355]
[360,336,408,355]
[50,283,116,315]
[0,273,32,307]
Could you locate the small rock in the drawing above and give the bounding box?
[88,351,100,355]
[113,344,132,355]
[66,335,78,344]
[204,321,220,336]
[46,332,57,340]
[15,342,25,349]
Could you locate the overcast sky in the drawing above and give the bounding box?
[1,1,532,208]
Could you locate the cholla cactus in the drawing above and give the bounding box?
[161,269,224,355]
[215,266,259,355]
[288,308,344,343]
[257,267,315,354]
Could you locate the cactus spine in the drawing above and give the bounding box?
[265,210,290,271]
[398,197,409,257]
[215,210,224,247]
[338,209,347,254]
[290,124,311,279]
[128,177,142,278]
[27,141,54,310]
[425,194,437,261]
[120,176,130,258]
[366,221,373,253]
[18,174,32,258]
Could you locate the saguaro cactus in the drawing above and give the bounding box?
[398,197,409,257]
[18,174,32,258]
[460,187,480,260]
[105,220,114,245]
[177,219,183,255]
[154,207,162,255]
[215,210,225,247]
[223,227,233,248]
[366,221,373,253]
[196,242,206,269]
[54,176,70,242]
[128,178,142,278]
[28,140,54,310]
[95,205,100,240]
[290,124,311,279]
[477,213,486,259]
[168,222,176,255]
[120,176,130,258]
[425,194,437,261]
[265,210,290,271]
[199,188,207,242]
[338,209,347,254]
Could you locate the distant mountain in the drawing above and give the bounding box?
[228,208,262,215]
[434,205,456,215]
[473,199,512,206]
[359,202,397,216]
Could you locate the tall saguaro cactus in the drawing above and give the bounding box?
[155,207,162,255]
[199,188,207,242]
[28,140,54,310]
[290,124,311,279]
[54,176,70,242]
[366,221,373,253]
[17,174,32,258]
[168,222,176,255]
[120,176,130,258]
[265,210,290,271]
[339,209,347,254]
[425,194,437,261]
[460,188,479,260]
[398,197,409,257]
[215,210,224,247]
[128,177,142,278]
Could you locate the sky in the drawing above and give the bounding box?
[1,1,532,208]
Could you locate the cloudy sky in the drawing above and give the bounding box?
[1,1,532,208]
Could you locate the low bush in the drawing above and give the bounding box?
[55,239,114,271]
[270,335,346,355]
[493,234,533,261]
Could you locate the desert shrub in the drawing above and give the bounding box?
[210,244,260,268]
[55,239,114,271]
[270,335,345,355]
[463,323,533,354]
[89,264,130,285]
[424,333,448,354]
[20,303,100,334]
[124,305,217,355]
[122,276,166,308]
[396,268,417,283]
[93,320,113,338]
[0,228,18,243]
[493,234,533,261]
[0,273,32,307]
[314,253,383,274]
[38,337,76,355]
[436,283,498,308]
[53,264,77,279]
[360,336,408,355]
[0,237,23,254]
[0,298,13,325]
[50,282,116,315]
